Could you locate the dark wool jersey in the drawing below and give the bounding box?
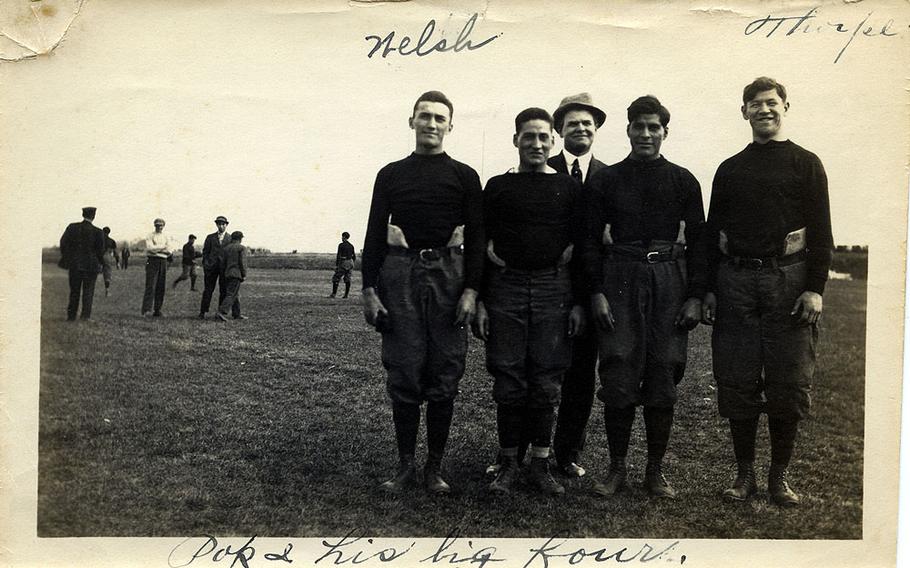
[483,170,587,299]
[706,139,833,295]
[182,242,197,265]
[362,152,484,290]
[336,241,356,262]
[586,156,707,298]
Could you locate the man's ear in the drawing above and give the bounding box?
[663,126,669,140]
[408,116,415,130]
[513,133,519,149]
[740,105,748,120]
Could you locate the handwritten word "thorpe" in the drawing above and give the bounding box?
[744,7,902,63]
[365,13,500,58]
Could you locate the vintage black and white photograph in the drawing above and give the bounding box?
[1,0,907,566]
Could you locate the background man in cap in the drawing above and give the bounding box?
[702,77,833,508]
[142,217,174,317]
[216,231,248,321]
[173,234,201,291]
[200,216,233,319]
[549,92,608,478]
[101,226,119,297]
[587,95,706,500]
[361,90,483,495]
[59,206,105,320]
[120,245,131,269]
[474,107,587,496]
[329,231,356,298]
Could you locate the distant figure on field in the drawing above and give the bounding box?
[59,206,105,320]
[216,231,247,321]
[200,215,231,319]
[120,245,131,269]
[173,234,201,291]
[142,217,174,317]
[101,226,119,297]
[329,231,356,298]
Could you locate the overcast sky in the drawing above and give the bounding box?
[3,0,908,252]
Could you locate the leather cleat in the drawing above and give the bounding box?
[488,456,520,494]
[723,463,758,502]
[424,464,452,495]
[768,470,800,507]
[527,457,565,496]
[379,459,417,494]
[198,313,206,320]
[593,463,627,497]
[644,463,677,499]
[558,461,586,478]
[216,312,229,322]
[233,315,249,320]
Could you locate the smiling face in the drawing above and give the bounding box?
[409,101,453,154]
[514,119,554,172]
[560,109,597,156]
[626,113,667,161]
[742,89,788,143]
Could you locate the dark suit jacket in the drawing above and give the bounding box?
[202,231,231,271]
[548,152,606,183]
[222,242,247,280]
[60,220,105,272]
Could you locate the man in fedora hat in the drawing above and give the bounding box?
[59,206,105,320]
[199,215,235,319]
[549,93,608,478]
[142,217,175,317]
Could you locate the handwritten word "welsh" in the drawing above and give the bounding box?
[744,7,902,63]
[365,13,499,58]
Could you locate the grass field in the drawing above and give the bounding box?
[38,265,865,539]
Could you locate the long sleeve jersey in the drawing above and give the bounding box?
[483,170,588,302]
[361,152,484,290]
[586,156,707,298]
[705,139,833,295]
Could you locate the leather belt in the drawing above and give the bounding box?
[725,249,806,270]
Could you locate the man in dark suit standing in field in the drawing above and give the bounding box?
[216,231,248,321]
[199,216,231,319]
[548,93,608,478]
[120,245,131,269]
[702,77,833,507]
[59,206,105,321]
[362,91,483,495]
[329,231,356,298]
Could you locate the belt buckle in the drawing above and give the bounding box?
[646,251,660,264]
[745,258,763,269]
[419,248,440,262]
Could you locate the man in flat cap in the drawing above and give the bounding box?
[216,231,248,321]
[703,77,833,507]
[59,206,105,320]
[199,216,234,319]
[142,217,175,317]
[362,90,483,495]
[173,234,201,291]
[549,92,608,478]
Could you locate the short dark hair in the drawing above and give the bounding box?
[743,76,787,104]
[413,91,454,120]
[342,231,350,239]
[514,107,553,133]
[102,226,111,234]
[627,95,670,127]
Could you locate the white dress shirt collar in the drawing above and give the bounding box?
[562,149,594,183]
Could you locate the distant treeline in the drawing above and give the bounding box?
[39,248,864,279]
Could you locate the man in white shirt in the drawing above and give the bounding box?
[142,217,174,317]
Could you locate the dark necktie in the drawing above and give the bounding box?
[571,158,583,183]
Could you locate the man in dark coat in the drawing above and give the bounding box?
[329,231,356,298]
[59,206,105,320]
[199,216,233,319]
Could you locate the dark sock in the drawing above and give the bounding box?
[527,406,555,449]
[516,407,533,463]
[604,406,636,462]
[729,417,759,463]
[331,282,339,295]
[391,401,420,461]
[344,282,351,296]
[426,399,454,460]
[768,417,799,473]
[496,404,523,449]
[644,406,674,465]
